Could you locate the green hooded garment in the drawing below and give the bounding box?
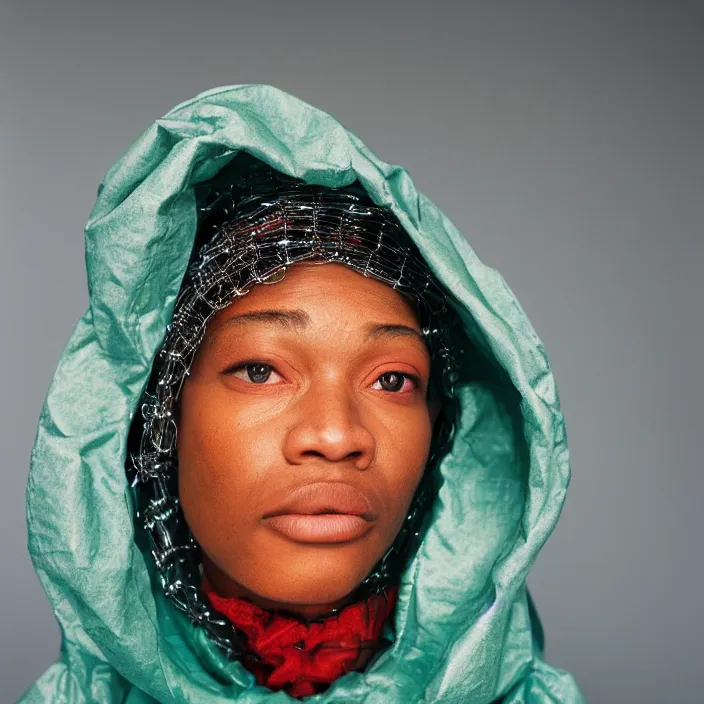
[21,84,585,703]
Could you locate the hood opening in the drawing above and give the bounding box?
[124,151,476,672]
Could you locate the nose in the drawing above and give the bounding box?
[282,380,375,470]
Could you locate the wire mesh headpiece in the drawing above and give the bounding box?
[127,155,459,660]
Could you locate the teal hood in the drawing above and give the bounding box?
[21,85,584,703]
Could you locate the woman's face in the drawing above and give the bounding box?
[177,262,438,618]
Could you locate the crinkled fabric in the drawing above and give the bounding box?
[21,84,584,703]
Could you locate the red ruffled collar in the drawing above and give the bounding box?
[202,578,398,698]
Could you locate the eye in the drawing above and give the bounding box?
[224,362,418,391]
[227,362,283,385]
[371,371,418,393]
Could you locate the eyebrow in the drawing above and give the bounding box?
[216,308,427,348]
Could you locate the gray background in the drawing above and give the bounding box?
[1,2,701,702]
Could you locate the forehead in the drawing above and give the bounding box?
[209,262,422,329]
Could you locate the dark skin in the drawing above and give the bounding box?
[177,262,441,620]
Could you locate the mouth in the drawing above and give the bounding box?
[262,513,373,543]
[261,482,378,544]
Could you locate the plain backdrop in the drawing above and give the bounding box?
[1,2,702,702]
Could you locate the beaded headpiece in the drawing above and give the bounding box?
[127,154,459,659]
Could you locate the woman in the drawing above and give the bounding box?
[20,85,584,702]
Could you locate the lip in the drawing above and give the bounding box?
[262,482,378,544]
[263,513,373,543]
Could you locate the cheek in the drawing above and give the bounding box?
[175,381,279,540]
[178,376,283,469]
[375,407,434,525]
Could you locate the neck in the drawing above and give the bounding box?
[202,554,354,621]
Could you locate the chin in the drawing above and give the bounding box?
[239,547,377,610]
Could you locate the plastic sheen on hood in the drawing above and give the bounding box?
[21,84,585,703]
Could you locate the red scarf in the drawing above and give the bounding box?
[202,578,398,698]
